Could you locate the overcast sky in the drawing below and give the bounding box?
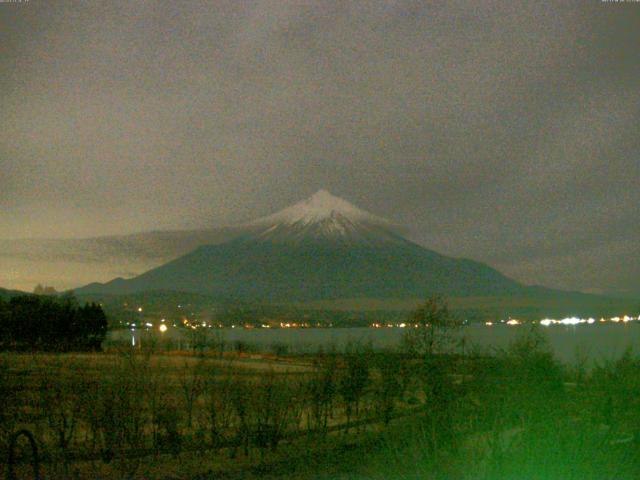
[1,1,639,296]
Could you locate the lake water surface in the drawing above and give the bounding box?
[110,323,640,365]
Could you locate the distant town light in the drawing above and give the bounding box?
[561,317,581,326]
[159,324,168,333]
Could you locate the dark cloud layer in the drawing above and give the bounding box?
[1,1,639,295]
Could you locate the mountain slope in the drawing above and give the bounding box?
[0,287,28,300]
[80,238,521,300]
[78,190,525,300]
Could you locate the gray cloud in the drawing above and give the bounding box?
[1,0,639,295]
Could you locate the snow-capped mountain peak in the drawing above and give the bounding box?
[250,190,390,227]
[246,190,402,244]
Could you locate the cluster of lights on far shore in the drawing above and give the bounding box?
[370,323,422,328]
[483,315,640,327]
[144,316,640,330]
[125,303,639,331]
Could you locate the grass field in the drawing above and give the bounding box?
[1,328,640,479]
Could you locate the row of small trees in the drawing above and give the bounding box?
[0,349,419,478]
[0,294,107,351]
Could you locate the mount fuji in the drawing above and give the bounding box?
[77,190,525,301]
[247,189,405,245]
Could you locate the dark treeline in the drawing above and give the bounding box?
[0,294,107,351]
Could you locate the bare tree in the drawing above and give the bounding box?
[307,355,338,434]
[179,359,207,428]
[338,344,371,432]
[402,295,461,357]
[204,364,236,449]
[39,371,78,475]
[373,352,405,426]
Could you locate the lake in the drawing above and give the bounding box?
[109,323,640,365]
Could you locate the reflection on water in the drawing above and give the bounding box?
[109,323,640,365]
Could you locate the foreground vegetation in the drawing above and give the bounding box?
[1,324,640,479]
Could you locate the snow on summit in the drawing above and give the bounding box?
[246,190,402,244]
[251,190,390,227]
